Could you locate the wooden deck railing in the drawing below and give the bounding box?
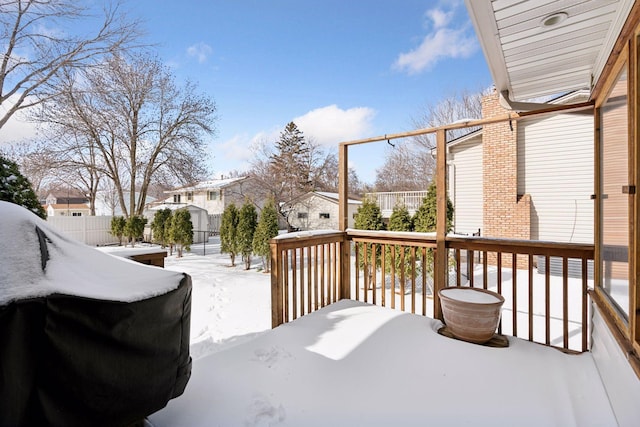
[364,191,428,217]
[271,230,594,353]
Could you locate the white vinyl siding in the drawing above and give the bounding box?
[517,112,594,243]
[288,194,359,230]
[449,136,483,236]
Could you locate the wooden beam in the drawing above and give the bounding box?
[338,143,351,300]
[434,129,447,321]
[338,143,349,231]
[338,102,593,147]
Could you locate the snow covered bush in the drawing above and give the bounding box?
[0,155,46,219]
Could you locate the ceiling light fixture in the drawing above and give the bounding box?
[540,12,568,28]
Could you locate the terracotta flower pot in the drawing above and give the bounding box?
[439,287,505,344]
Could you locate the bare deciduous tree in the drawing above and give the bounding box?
[374,143,434,192]
[38,53,217,217]
[249,123,361,228]
[0,0,142,131]
[374,89,488,192]
[412,88,487,150]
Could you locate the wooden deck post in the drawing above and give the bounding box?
[270,239,284,328]
[434,128,448,321]
[338,143,351,299]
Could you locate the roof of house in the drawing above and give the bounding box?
[466,0,634,102]
[46,204,90,210]
[288,191,361,206]
[150,203,208,212]
[166,177,251,193]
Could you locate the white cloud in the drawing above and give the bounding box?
[213,127,281,172]
[427,8,453,29]
[0,95,39,144]
[187,42,213,64]
[393,5,477,74]
[292,105,376,147]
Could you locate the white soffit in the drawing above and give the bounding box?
[465,0,635,101]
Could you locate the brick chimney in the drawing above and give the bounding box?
[482,90,531,265]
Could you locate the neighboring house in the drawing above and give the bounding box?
[163,176,259,215]
[45,203,91,217]
[284,191,361,231]
[44,191,88,207]
[146,203,210,244]
[43,190,90,217]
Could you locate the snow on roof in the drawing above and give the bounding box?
[150,203,207,212]
[0,201,185,305]
[166,176,250,193]
[315,191,361,205]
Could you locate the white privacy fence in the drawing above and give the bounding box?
[46,216,119,246]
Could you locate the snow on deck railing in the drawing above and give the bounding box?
[271,230,594,353]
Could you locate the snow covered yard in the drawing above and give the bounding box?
[162,238,273,359]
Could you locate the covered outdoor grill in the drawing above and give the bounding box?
[0,201,192,427]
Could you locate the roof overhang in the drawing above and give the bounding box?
[465,0,635,106]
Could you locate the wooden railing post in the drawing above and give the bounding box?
[434,128,448,321]
[340,234,351,300]
[270,239,284,328]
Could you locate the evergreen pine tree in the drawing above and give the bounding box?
[253,197,279,272]
[220,203,240,266]
[238,200,258,270]
[413,182,454,282]
[124,215,147,247]
[0,155,46,219]
[386,202,415,285]
[354,197,385,231]
[353,196,386,272]
[169,208,193,257]
[110,216,126,246]
[270,122,312,201]
[413,182,453,233]
[150,208,172,247]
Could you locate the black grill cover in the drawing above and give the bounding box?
[0,276,192,427]
[0,201,192,427]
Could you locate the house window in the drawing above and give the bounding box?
[319,213,330,219]
[173,195,181,203]
[72,212,82,217]
[599,64,630,318]
[186,192,193,201]
[297,212,308,219]
[208,191,219,201]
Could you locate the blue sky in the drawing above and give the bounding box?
[3,0,493,184]
[131,0,493,183]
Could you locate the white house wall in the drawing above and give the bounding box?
[449,137,483,236]
[289,195,357,231]
[517,112,594,243]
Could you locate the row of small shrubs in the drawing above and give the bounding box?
[354,182,453,280]
[220,197,279,271]
[110,208,194,257]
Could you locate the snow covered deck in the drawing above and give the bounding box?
[150,299,615,426]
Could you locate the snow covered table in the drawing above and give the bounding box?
[150,299,616,427]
